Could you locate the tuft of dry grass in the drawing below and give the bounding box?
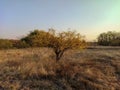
[0,47,120,90]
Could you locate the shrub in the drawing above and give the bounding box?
[13,40,30,48]
[21,30,52,47]
[0,39,13,49]
[48,30,86,61]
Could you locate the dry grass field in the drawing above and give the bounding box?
[0,47,120,90]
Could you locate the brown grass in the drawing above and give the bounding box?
[0,47,120,90]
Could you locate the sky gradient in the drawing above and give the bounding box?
[0,0,120,41]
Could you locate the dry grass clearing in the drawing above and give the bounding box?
[0,47,120,90]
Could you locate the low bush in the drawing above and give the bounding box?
[0,39,13,49]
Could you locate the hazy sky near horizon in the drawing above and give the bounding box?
[0,0,120,41]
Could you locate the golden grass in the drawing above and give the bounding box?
[0,48,120,90]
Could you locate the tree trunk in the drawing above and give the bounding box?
[54,48,69,62]
[56,53,60,61]
[55,50,64,62]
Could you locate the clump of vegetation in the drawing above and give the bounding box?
[22,29,86,61]
[0,39,30,49]
[21,30,52,47]
[0,39,13,49]
[97,31,120,46]
[13,40,30,48]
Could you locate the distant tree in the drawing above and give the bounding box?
[97,31,120,46]
[22,29,86,61]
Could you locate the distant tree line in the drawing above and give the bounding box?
[0,39,29,49]
[0,39,13,49]
[0,30,119,50]
[97,31,120,46]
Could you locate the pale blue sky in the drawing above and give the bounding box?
[0,0,120,41]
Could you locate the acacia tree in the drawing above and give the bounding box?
[22,29,86,61]
[48,30,86,61]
